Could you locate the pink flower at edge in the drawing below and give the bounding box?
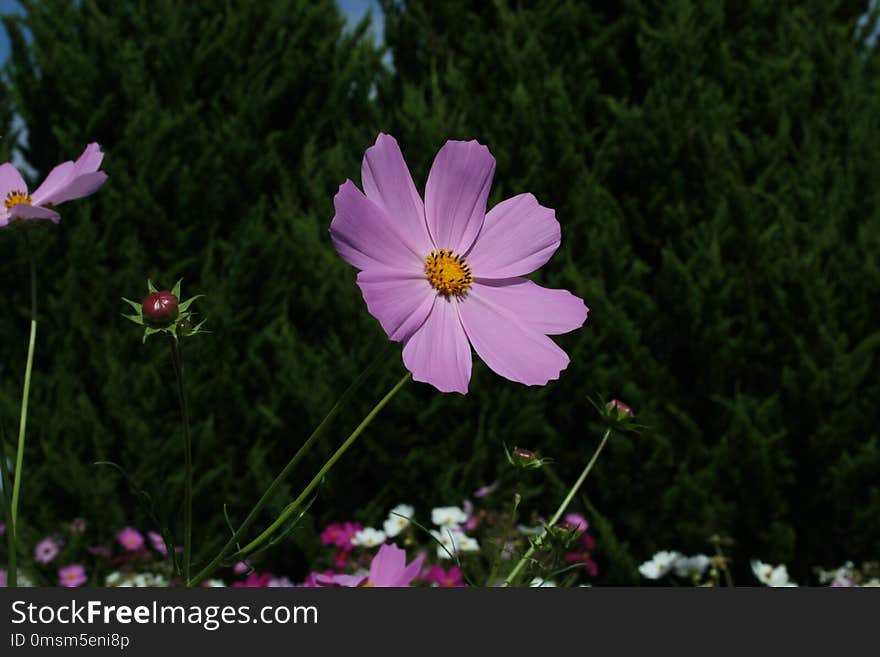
[147,531,168,556]
[116,527,145,552]
[58,564,87,587]
[0,143,107,228]
[34,537,61,564]
[422,565,465,587]
[330,134,589,394]
[562,512,589,532]
[0,569,6,587]
[317,543,424,588]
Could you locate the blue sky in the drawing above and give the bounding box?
[0,0,382,65]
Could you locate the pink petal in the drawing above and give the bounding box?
[466,193,561,278]
[30,161,75,206]
[331,180,427,271]
[402,297,472,394]
[470,278,588,335]
[425,140,495,254]
[73,142,105,175]
[356,268,435,342]
[362,134,434,256]
[0,163,28,198]
[396,552,425,587]
[368,544,407,587]
[8,204,61,223]
[458,284,572,386]
[40,171,107,206]
[315,573,367,587]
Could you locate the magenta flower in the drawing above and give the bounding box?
[317,543,425,588]
[116,527,145,552]
[320,521,363,549]
[233,572,273,588]
[422,565,465,587]
[147,531,167,556]
[561,512,589,532]
[58,564,87,587]
[0,143,107,228]
[330,134,589,393]
[34,537,60,564]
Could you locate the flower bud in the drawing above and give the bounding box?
[605,399,633,420]
[142,291,179,327]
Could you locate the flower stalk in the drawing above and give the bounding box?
[502,427,612,587]
[7,235,38,588]
[169,337,193,585]
[188,346,396,587]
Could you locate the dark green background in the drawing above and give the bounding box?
[1,0,878,584]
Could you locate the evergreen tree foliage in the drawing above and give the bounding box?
[0,0,878,582]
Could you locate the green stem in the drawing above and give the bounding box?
[234,371,411,560]
[188,347,394,587]
[169,338,193,586]
[8,237,38,588]
[502,427,612,587]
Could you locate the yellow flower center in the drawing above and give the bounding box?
[425,249,473,297]
[4,190,31,209]
[362,582,375,587]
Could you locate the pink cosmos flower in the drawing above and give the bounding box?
[561,512,589,532]
[330,134,589,393]
[58,564,87,587]
[0,143,107,228]
[34,537,60,564]
[116,527,145,551]
[233,572,273,588]
[422,565,465,587]
[147,531,167,556]
[320,521,363,549]
[317,543,424,588]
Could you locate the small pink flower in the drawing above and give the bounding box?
[320,521,363,549]
[0,523,6,535]
[147,531,167,556]
[317,543,424,588]
[422,565,465,587]
[34,537,60,564]
[116,527,145,551]
[0,142,107,228]
[58,564,87,587]
[233,572,273,588]
[233,561,250,575]
[565,552,599,577]
[562,513,589,532]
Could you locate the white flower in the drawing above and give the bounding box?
[751,560,797,587]
[108,571,168,587]
[431,506,468,528]
[673,554,711,578]
[204,579,226,588]
[431,528,479,558]
[639,551,682,579]
[529,577,557,587]
[516,524,546,537]
[383,504,415,537]
[861,578,880,587]
[269,577,294,587]
[351,527,386,548]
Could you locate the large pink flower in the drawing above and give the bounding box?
[0,142,107,228]
[330,134,588,393]
[316,543,424,588]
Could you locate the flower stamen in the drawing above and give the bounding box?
[425,249,473,297]
[4,190,31,209]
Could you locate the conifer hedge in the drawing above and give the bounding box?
[1,0,878,583]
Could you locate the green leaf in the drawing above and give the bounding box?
[171,278,183,300]
[121,297,143,314]
[177,294,203,313]
[147,279,158,293]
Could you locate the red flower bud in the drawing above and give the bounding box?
[142,290,179,327]
[605,399,634,419]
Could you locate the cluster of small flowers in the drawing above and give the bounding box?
[639,550,713,582]
[814,561,880,588]
[0,520,172,587]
